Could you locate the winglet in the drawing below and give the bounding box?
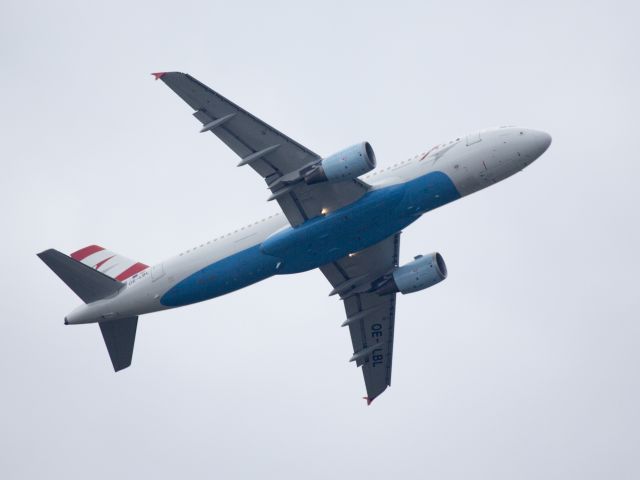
[151,72,166,80]
[363,396,374,406]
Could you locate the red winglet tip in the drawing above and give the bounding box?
[363,396,374,406]
[151,72,166,80]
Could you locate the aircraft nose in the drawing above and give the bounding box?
[514,128,551,162]
[527,129,552,157]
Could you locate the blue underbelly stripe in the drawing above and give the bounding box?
[261,171,461,273]
[160,245,281,307]
[161,171,461,307]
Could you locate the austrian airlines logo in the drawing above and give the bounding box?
[422,142,459,165]
[94,255,115,270]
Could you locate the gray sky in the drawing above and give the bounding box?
[2,1,639,478]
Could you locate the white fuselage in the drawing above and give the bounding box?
[66,127,551,324]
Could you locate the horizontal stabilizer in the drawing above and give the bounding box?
[37,249,124,304]
[99,317,138,371]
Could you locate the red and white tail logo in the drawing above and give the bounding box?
[70,245,148,281]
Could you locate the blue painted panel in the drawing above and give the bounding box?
[261,171,461,273]
[161,246,281,307]
[400,170,461,214]
[261,182,407,273]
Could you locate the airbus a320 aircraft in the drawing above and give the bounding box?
[38,72,551,404]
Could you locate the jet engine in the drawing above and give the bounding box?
[377,253,448,295]
[305,142,376,184]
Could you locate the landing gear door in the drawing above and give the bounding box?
[466,132,481,146]
[151,263,165,282]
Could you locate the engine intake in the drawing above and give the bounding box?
[377,253,448,295]
[305,142,376,184]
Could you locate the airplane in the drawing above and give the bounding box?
[38,72,552,404]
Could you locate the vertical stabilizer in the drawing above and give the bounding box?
[99,317,138,371]
[70,245,148,281]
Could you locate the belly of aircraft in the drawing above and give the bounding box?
[261,184,410,273]
[161,171,461,307]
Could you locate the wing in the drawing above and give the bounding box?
[155,72,369,226]
[320,233,401,404]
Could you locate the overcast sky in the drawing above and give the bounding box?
[2,1,639,479]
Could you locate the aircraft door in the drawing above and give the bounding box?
[151,263,165,282]
[466,132,481,146]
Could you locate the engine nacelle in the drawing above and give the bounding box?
[377,253,448,295]
[305,142,376,184]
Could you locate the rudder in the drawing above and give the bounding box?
[99,317,138,371]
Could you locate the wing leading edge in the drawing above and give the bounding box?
[156,72,369,226]
[320,233,401,403]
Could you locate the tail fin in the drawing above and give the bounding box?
[37,249,124,303]
[38,249,138,372]
[70,244,148,281]
[100,317,138,371]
